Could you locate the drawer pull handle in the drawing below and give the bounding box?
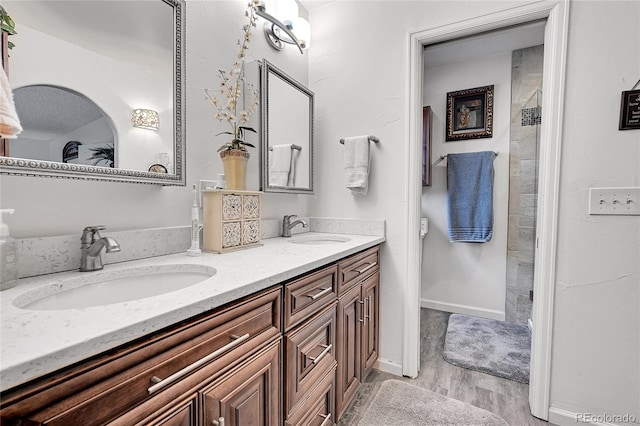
[319,413,332,426]
[355,262,376,274]
[308,344,332,364]
[147,333,250,394]
[307,287,332,300]
[212,416,225,426]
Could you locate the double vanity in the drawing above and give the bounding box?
[0,230,384,425]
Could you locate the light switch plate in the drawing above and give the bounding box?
[589,187,640,215]
[420,217,429,239]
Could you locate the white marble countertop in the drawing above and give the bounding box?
[0,232,384,392]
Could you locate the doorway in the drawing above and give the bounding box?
[404,1,570,420]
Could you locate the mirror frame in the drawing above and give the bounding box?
[260,59,314,194]
[0,0,186,186]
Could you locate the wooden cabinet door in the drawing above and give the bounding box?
[360,273,379,379]
[201,340,281,426]
[335,284,361,419]
[140,396,197,426]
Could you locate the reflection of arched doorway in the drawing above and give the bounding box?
[10,85,117,167]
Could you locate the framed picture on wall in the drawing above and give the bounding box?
[446,85,494,141]
[619,89,640,130]
[422,106,432,186]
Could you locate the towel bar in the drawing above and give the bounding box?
[434,151,498,166]
[439,151,498,160]
[339,136,380,144]
[269,144,302,151]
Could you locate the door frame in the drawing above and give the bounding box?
[404,1,570,420]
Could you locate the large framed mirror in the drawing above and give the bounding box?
[0,0,185,185]
[260,60,314,194]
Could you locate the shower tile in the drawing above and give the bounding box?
[506,250,519,283]
[517,260,535,287]
[516,295,533,326]
[507,219,520,251]
[520,159,538,194]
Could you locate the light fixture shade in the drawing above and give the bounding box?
[276,0,298,26]
[131,108,159,130]
[294,17,310,49]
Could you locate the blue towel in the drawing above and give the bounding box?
[447,151,496,243]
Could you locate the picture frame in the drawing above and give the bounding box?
[619,89,640,130]
[446,85,494,141]
[422,106,432,186]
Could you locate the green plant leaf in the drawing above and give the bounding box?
[215,131,234,137]
[239,126,257,133]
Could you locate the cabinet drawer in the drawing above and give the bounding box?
[1,287,281,426]
[337,246,379,294]
[284,265,337,331]
[285,303,337,416]
[285,367,335,426]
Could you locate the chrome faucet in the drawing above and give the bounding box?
[80,226,121,272]
[282,215,309,237]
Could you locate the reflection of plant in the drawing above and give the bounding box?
[205,0,260,153]
[0,5,17,50]
[89,145,114,168]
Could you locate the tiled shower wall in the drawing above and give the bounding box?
[506,45,543,325]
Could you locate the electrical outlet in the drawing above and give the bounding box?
[589,187,640,215]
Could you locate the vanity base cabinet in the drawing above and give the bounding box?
[1,245,380,426]
[0,286,281,426]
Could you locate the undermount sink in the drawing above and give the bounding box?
[14,264,217,311]
[288,235,351,245]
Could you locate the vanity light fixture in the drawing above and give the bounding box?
[256,0,310,53]
[131,108,159,131]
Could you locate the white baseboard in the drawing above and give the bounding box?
[420,299,505,321]
[374,358,403,377]
[548,406,630,426]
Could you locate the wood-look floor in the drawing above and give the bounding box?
[338,308,549,426]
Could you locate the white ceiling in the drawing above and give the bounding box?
[424,21,546,68]
[14,86,105,140]
[5,1,174,67]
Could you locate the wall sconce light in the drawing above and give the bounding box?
[131,108,159,131]
[256,0,310,54]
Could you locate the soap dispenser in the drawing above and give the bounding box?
[0,209,19,290]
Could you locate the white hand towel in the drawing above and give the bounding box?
[344,135,370,195]
[287,149,298,187]
[269,144,293,187]
[0,66,22,139]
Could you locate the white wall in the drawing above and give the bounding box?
[10,25,173,171]
[420,52,511,320]
[308,0,639,420]
[548,1,639,422]
[307,0,525,372]
[0,1,313,238]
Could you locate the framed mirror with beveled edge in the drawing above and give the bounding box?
[0,0,185,185]
[260,59,314,194]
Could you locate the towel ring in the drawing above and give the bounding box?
[339,136,380,144]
